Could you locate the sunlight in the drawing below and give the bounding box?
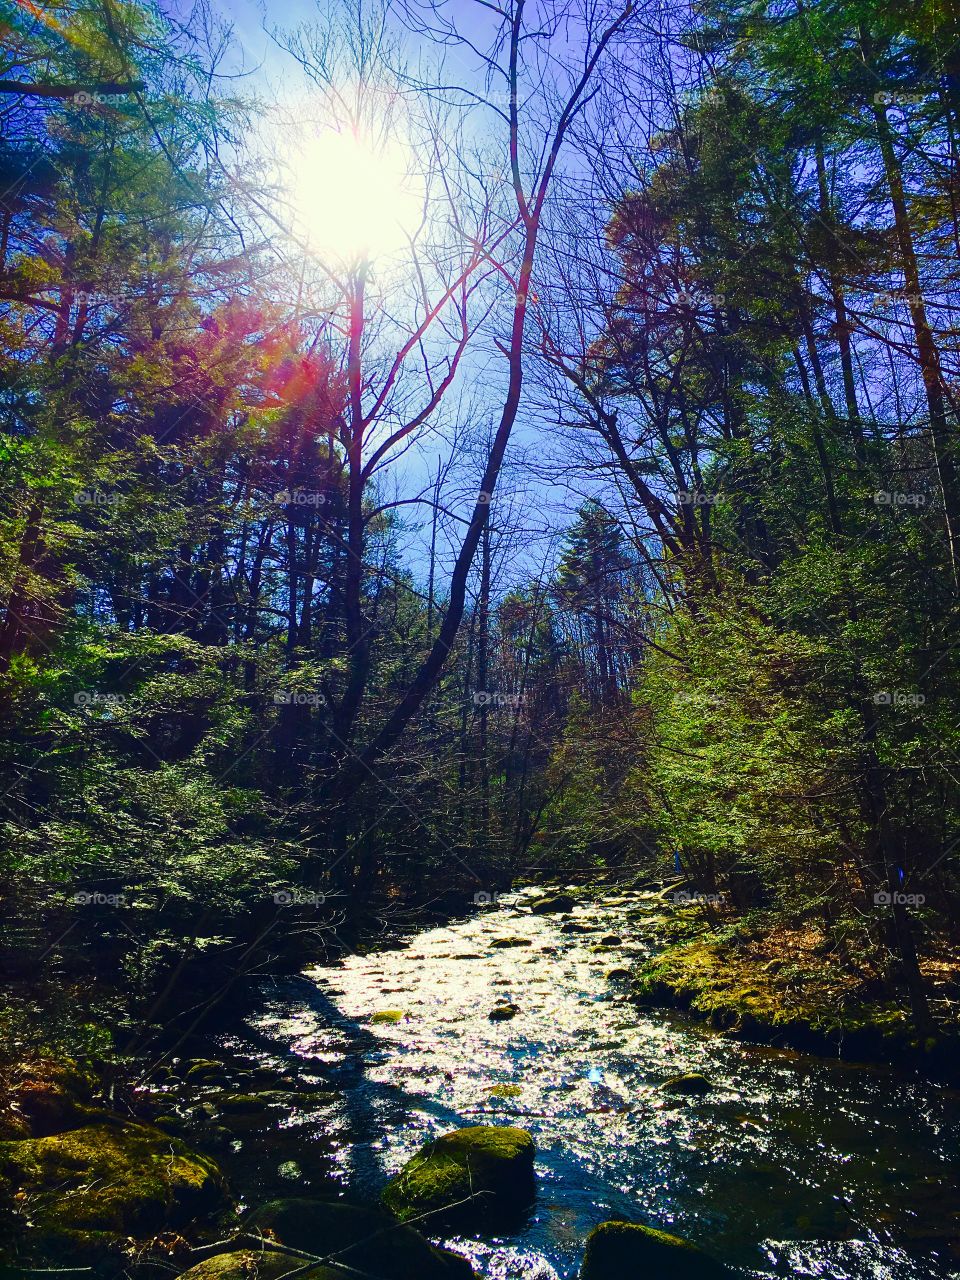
[282,126,426,264]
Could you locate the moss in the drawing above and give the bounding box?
[489,937,533,949]
[177,1250,341,1280]
[370,1010,405,1024]
[579,1220,728,1280]
[381,1125,535,1229]
[0,1120,226,1236]
[245,1199,475,1279]
[488,1084,522,1098]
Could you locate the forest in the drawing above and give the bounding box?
[0,0,959,1276]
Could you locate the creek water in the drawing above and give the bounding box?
[213,887,959,1280]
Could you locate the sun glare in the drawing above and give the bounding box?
[282,128,425,264]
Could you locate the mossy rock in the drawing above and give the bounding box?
[600,934,623,946]
[659,1073,713,1097]
[184,1060,231,1085]
[370,1010,406,1024]
[489,937,533,949]
[488,1084,522,1099]
[529,894,576,914]
[177,1250,339,1280]
[579,1220,728,1279]
[381,1125,535,1229]
[0,1120,226,1236]
[6,1059,98,1138]
[488,1003,520,1022]
[245,1198,475,1279]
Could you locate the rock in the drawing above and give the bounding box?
[490,937,533,948]
[245,1198,475,1279]
[217,1093,268,1113]
[529,894,576,914]
[184,1059,232,1086]
[488,1084,522,1099]
[600,934,623,945]
[6,1060,98,1137]
[559,922,593,935]
[579,1220,728,1279]
[659,1073,714,1096]
[176,1250,339,1280]
[381,1125,536,1228]
[0,1120,225,1236]
[489,1003,520,1022]
[371,1010,406,1024]
[606,968,631,981]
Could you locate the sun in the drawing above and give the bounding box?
[281,127,426,264]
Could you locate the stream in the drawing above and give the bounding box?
[208,886,959,1280]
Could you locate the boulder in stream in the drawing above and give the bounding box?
[381,1124,536,1229]
[529,893,576,914]
[579,1220,728,1279]
[245,1199,475,1279]
[659,1072,714,1096]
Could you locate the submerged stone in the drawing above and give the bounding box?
[580,1220,728,1279]
[176,1250,340,1280]
[659,1072,714,1096]
[245,1198,475,1279]
[381,1124,536,1228]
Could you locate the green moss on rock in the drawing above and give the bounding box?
[529,894,576,914]
[245,1199,475,1279]
[381,1125,535,1228]
[177,1250,340,1280]
[0,1120,226,1236]
[580,1220,728,1279]
[370,1010,406,1024]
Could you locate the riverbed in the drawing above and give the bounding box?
[212,887,960,1279]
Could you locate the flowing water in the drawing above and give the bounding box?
[212,887,959,1279]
